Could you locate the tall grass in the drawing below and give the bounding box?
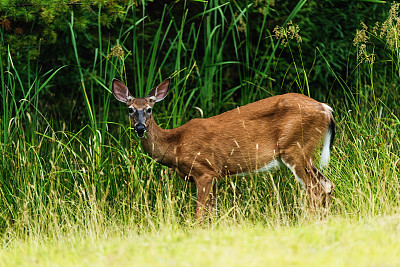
[0,0,399,244]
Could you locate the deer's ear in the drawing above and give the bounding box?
[147,78,170,103]
[112,79,133,103]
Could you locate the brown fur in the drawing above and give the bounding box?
[113,79,335,221]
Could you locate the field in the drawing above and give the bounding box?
[1,1,400,266]
[2,216,400,266]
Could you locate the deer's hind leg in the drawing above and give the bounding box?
[310,164,334,206]
[281,155,334,209]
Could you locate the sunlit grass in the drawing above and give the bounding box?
[2,216,400,266]
[1,1,400,265]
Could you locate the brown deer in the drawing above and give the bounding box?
[112,78,335,221]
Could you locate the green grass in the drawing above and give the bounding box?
[1,1,400,265]
[2,216,400,266]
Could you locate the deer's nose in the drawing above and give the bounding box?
[135,123,146,137]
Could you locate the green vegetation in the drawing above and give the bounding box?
[1,216,400,266]
[0,0,399,265]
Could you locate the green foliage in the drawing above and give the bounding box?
[2,218,400,266]
[0,0,399,246]
[0,0,144,103]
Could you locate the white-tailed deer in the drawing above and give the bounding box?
[112,78,335,221]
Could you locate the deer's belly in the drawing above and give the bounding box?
[234,159,281,177]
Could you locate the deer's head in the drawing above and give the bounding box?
[112,78,170,137]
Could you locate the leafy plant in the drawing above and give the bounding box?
[0,0,399,245]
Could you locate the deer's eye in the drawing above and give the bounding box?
[146,107,152,113]
[128,107,134,114]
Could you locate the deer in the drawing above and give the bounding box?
[112,78,335,222]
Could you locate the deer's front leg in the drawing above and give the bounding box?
[194,175,216,222]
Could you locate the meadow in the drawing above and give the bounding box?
[1,0,400,265]
[2,216,400,266]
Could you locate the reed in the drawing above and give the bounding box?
[0,0,399,243]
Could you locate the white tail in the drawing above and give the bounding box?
[112,78,335,221]
[320,104,335,168]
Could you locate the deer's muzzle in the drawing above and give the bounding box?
[135,123,146,137]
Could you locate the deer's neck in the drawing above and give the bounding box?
[140,116,177,167]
